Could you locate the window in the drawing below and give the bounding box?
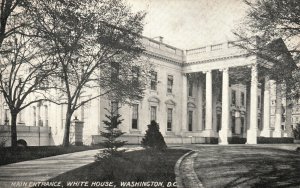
[231,90,236,105]
[150,106,157,121]
[258,96,261,108]
[167,108,173,131]
[111,62,120,83]
[217,114,221,132]
[217,89,222,102]
[167,75,173,93]
[150,71,157,90]
[37,105,42,126]
[111,101,119,128]
[132,104,138,129]
[241,117,245,134]
[241,92,245,106]
[132,66,140,86]
[4,109,9,125]
[258,119,261,130]
[111,101,118,117]
[188,80,193,97]
[188,111,193,131]
[232,116,236,134]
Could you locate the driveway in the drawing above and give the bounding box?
[176,144,300,188]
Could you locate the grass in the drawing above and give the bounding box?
[0,145,103,166]
[191,146,300,188]
[48,149,190,187]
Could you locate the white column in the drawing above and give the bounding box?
[261,76,271,137]
[197,80,203,131]
[182,73,188,132]
[274,82,282,137]
[203,70,214,137]
[247,65,258,144]
[219,68,230,145]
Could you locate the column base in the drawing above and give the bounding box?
[273,130,283,138]
[218,141,229,146]
[260,129,272,137]
[246,129,257,144]
[202,129,217,137]
[218,129,232,145]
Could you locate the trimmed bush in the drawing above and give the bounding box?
[17,139,28,148]
[257,137,294,144]
[141,120,167,151]
[292,123,300,140]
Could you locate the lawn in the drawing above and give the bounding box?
[0,145,103,166]
[192,146,300,188]
[48,149,190,188]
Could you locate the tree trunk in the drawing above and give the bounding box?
[10,112,18,149]
[62,108,73,147]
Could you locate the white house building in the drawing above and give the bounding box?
[0,36,298,146]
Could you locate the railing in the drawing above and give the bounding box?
[141,37,185,62]
[186,41,250,63]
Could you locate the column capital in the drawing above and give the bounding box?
[202,70,212,74]
[251,64,258,71]
[219,68,229,72]
[251,64,258,86]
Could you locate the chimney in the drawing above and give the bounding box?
[159,36,163,43]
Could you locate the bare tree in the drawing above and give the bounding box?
[0,31,56,148]
[0,0,29,48]
[29,0,150,147]
[234,0,300,60]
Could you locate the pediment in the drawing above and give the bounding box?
[165,99,176,106]
[187,102,196,108]
[148,96,160,103]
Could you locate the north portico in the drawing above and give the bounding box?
[182,54,260,144]
[180,37,295,144]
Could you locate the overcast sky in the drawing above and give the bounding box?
[127,0,248,50]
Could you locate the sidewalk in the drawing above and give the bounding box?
[0,149,100,188]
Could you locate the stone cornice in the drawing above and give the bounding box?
[142,51,184,66]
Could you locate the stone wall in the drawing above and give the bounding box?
[91,134,206,145]
[0,125,53,147]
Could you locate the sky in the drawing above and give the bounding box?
[126,0,249,50]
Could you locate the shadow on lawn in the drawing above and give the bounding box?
[222,149,300,188]
[48,149,190,187]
